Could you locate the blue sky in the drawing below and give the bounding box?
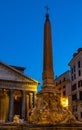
[0,0,82,90]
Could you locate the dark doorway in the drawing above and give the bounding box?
[14,96,22,117]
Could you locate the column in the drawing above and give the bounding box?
[26,94,29,121]
[21,90,26,120]
[8,89,14,122]
[29,93,32,109]
[33,92,36,108]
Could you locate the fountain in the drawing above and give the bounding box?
[28,12,82,129]
[30,91,79,124]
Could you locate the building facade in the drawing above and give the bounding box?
[0,61,39,122]
[54,48,82,121]
[54,71,72,110]
[69,48,82,121]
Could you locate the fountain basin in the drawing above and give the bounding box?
[0,123,82,130]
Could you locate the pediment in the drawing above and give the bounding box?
[0,62,38,84]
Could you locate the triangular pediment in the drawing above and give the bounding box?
[0,62,39,84]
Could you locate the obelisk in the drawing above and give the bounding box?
[42,13,54,90]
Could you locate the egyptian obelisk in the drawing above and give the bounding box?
[42,13,54,90]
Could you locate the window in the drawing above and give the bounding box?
[71,68,73,74]
[81,112,82,118]
[78,80,82,88]
[72,84,76,91]
[74,74,76,79]
[72,94,77,101]
[79,91,82,100]
[78,61,80,68]
[73,105,77,112]
[59,88,61,90]
[63,91,66,96]
[75,116,78,120]
[74,65,76,72]
[78,81,80,87]
[78,70,81,76]
[71,76,73,81]
[80,103,82,107]
[63,86,66,89]
[81,80,82,86]
[63,78,66,82]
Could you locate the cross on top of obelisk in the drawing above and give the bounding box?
[45,6,50,20]
[45,6,50,13]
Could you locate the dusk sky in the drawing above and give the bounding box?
[0,0,82,90]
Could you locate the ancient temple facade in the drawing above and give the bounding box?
[0,61,39,122]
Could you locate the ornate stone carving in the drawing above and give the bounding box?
[30,91,81,124]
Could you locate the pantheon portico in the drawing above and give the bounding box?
[0,61,39,122]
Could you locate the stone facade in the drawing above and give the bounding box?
[0,61,39,122]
